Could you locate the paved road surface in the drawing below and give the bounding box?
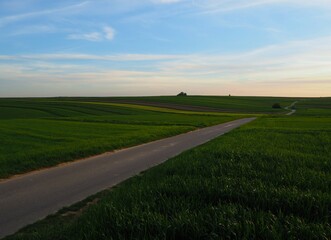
[285,101,298,115]
[0,118,255,238]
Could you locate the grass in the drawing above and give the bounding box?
[0,98,242,178]
[6,107,331,239]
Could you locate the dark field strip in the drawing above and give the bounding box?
[0,101,150,119]
[50,96,298,113]
[7,116,331,240]
[99,96,295,113]
[126,96,296,113]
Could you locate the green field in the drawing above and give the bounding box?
[0,99,245,179]
[295,98,331,117]
[111,95,296,113]
[13,95,297,113]
[4,97,330,239]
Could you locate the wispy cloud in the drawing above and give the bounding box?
[0,1,89,27]
[158,36,331,79]
[0,53,183,62]
[192,0,331,15]
[103,26,116,40]
[9,24,57,36]
[68,26,116,42]
[118,0,331,24]
[1,36,331,97]
[68,32,103,42]
[1,1,331,97]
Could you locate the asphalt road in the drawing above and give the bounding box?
[285,101,298,115]
[0,118,255,238]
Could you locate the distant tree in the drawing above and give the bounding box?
[272,103,281,109]
[177,92,187,96]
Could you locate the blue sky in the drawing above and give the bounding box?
[0,0,331,97]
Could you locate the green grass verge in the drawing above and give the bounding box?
[6,115,331,239]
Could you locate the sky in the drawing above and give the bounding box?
[0,0,331,97]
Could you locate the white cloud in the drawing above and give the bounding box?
[103,26,115,40]
[68,32,103,41]
[67,25,116,42]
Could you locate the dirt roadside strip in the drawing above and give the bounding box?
[0,118,255,239]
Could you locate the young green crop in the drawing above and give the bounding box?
[0,99,241,178]
[2,97,330,239]
[6,113,330,239]
[295,97,331,117]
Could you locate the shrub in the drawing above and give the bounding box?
[272,103,281,109]
[177,92,187,96]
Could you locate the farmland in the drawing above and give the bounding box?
[1,96,290,178]
[295,97,331,117]
[3,97,330,239]
[0,98,251,179]
[52,96,297,113]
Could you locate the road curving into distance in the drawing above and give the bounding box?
[285,101,298,115]
[0,118,255,239]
